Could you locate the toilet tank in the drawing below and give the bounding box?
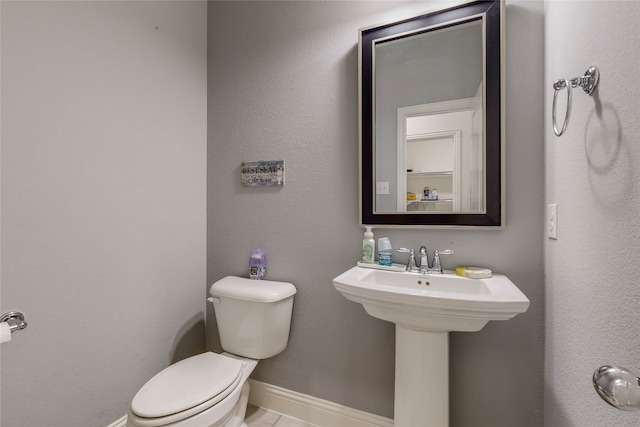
[209,276,296,359]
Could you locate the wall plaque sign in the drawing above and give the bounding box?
[241,160,285,187]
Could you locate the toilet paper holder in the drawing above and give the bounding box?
[0,311,28,333]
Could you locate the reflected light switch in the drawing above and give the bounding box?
[376,182,389,195]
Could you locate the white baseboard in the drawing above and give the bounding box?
[108,381,393,427]
[107,414,127,427]
[248,379,393,427]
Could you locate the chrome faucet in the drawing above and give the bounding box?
[398,247,455,273]
[418,246,428,271]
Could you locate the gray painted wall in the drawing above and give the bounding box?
[208,1,544,425]
[544,1,640,426]
[1,2,207,425]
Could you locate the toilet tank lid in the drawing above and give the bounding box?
[210,276,296,303]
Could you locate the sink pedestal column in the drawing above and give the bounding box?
[395,325,449,427]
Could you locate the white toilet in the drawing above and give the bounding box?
[126,276,296,427]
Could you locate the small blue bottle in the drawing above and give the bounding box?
[249,248,266,280]
[377,237,393,266]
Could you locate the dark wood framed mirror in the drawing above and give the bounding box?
[360,0,504,228]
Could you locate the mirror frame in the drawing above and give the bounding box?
[360,0,504,228]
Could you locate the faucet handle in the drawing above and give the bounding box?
[432,249,455,273]
[397,248,418,272]
[436,249,455,256]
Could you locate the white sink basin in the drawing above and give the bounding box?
[333,265,530,426]
[333,266,530,332]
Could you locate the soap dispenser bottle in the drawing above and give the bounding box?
[362,226,375,263]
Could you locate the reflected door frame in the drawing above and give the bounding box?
[396,99,475,212]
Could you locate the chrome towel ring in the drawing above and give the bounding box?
[552,65,600,136]
[552,78,572,136]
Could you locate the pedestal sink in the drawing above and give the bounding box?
[333,266,529,427]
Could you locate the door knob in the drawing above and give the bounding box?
[593,365,640,411]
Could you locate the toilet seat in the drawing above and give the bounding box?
[130,352,244,426]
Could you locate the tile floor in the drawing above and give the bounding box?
[245,404,318,427]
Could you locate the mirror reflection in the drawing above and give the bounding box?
[375,20,484,214]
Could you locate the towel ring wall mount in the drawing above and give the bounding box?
[552,65,600,136]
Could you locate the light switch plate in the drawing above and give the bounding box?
[547,204,558,240]
[376,181,389,195]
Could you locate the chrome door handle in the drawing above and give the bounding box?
[593,365,640,411]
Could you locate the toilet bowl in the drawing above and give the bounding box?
[126,352,257,427]
[126,277,296,427]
